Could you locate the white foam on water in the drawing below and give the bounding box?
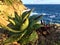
[40,13,46,15]
[30,12,39,16]
[49,15,55,18]
[30,12,51,16]
[40,13,51,16]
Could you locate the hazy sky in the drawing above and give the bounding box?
[22,0,60,4]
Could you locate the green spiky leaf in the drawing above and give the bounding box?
[0,23,20,33]
[14,12,22,22]
[22,9,33,21]
[29,15,43,22]
[29,15,43,29]
[33,24,42,30]
[29,31,38,42]
[3,30,27,44]
[20,18,29,31]
[19,31,38,45]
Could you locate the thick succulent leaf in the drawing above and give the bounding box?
[8,15,14,19]
[29,15,43,22]
[29,15,43,29]
[4,26,20,33]
[33,24,42,30]
[29,20,35,27]
[22,9,33,21]
[19,30,36,45]
[8,16,15,25]
[33,15,43,25]
[28,31,38,42]
[0,23,21,33]
[13,12,22,26]
[14,12,22,22]
[14,12,20,21]
[8,19,15,25]
[19,31,38,45]
[29,15,38,21]
[19,25,38,44]
[28,20,37,30]
[8,12,22,28]
[19,24,40,45]
[29,15,43,23]
[8,19,20,30]
[20,18,29,32]
[3,30,27,44]
[19,36,29,45]
[34,15,43,21]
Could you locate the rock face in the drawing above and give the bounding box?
[0,0,27,26]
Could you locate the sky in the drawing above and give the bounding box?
[22,0,60,4]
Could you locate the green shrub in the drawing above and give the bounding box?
[0,9,43,45]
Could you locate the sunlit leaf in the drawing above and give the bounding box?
[22,9,33,21]
[29,31,38,42]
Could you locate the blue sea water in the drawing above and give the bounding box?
[25,4,60,24]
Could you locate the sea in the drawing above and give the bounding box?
[25,4,60,24]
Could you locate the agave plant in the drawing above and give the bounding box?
[0,9,43,45]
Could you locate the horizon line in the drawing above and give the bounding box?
[24,4,60,5]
